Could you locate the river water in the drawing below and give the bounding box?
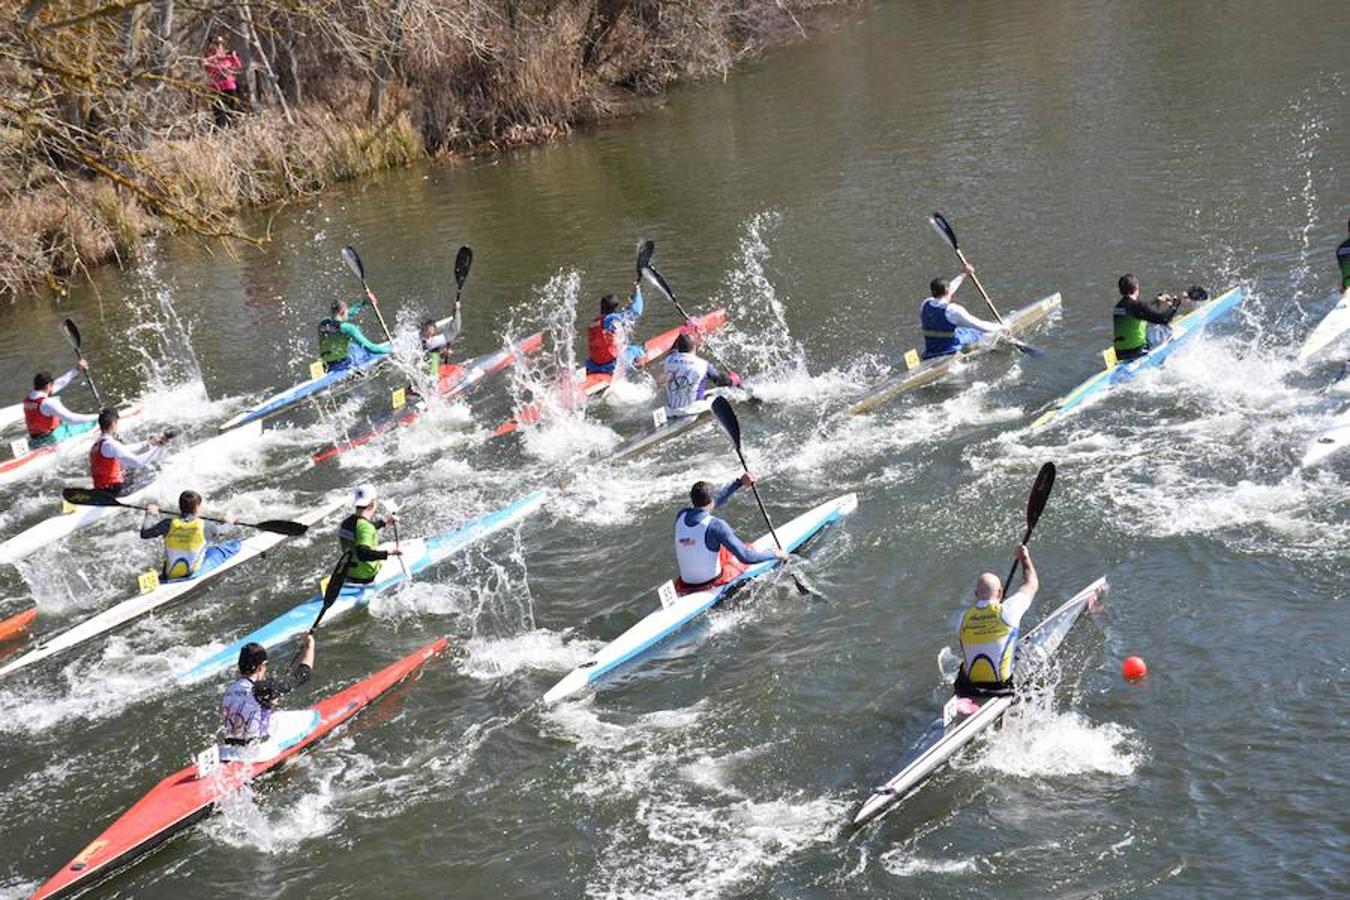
[2,1,1347,897]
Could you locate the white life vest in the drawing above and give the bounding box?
[664,351,710,416]
[163,516,208,580]
[674,509,721,585]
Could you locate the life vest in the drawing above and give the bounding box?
[1112,298,1148,354]
[338,514,382,582]
[89,436,123,490]
[220,676,269,752]
[674,509,722,586]
[664,352,710,415]
[587,315,620,367]
[959,600,1019,685]
[23,390,59,438]
[921,299,960,357]
[1338,239,1350,289]
[318,317,350,364]
[163,516,208,579]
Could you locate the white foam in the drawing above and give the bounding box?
[458,629,601,680]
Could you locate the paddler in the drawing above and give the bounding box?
[338,484,402,585]
[1338,218,1350,290]
[23,361,98,448]
[661,333,742,418]
[919,262,1002,359]
[318,291,392,373]
[953,544,1039,699]
[219,636,315,762]
[1111,276,1208,361]
[585,280,645,374]
[420,299,462,380]
[89,407,167,496]
[139,491,240,581]
[674,475,789,593]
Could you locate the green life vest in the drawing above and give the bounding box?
[318,318,350,364]
[1112,300,1147,354]
[338,514,382,582]
[423,350,441,379]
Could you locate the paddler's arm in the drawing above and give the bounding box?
[708,519,784,565]
[340,321,391,354]
[41,394,98,425]
[943,301,1001,334]
[704,362,740,389]
[255,641,314,702]
[48,364,84,395]
[1000,546,1039,626]
[609,283,644,330]
[138,506,171,540]
[444,301,463,346]
[1122,294,1178,325]
[711,474,753,509]
[105,436,163,470]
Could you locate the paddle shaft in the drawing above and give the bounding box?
[65,491,302,535]
[952,248,1006,328]
[730,445,785,551]
[642,267,738,376]
[62,321,104,406]
[345,248,395,345]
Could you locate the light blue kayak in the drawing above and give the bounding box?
[1031,287,1244,430]
[178,489,549,683]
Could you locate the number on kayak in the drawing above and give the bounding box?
[137,570,160,595]
[1102,348,1118,369]
[658,580,677,609]
[9,438,28,458]
[309,360,325,380]
[903,349,921,370]
[652,407,668,428]
[391,387,406,410]
[194,745,221,779]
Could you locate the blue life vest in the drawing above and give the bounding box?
[921,299,960,358]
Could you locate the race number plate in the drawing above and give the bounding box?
[391,387,406,410]
[195,745,221,778]
[9,438,29,458]
[1102,348,1118,369]
[657,580,677,609]
[137,570,161,595]
[309,360,325,380]
[903,349,921,370]
[651,407,668,428]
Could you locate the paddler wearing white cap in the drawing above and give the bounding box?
[336,484,402,584]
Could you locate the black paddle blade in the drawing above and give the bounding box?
[1185,285,1210,303]
[642,265,676,303]
[454,246,473,288]
[256,520,309,537]
[61,487,118,507]
[929,212,959,251]
[341,246,365,282]
[636,239,655,275]
[1025,462,1056,531]
[710,395,741,451]
[61,318,82,349]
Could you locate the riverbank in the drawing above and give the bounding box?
[1,0,860,301]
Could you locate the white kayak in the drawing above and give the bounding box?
[0,496,343,681]
[0,402,23,432]
[543,493,858,704]
[0,422,263,565]
[1298,288,1350,362]
[1302,407,1350,468]
[852,577,1108,828]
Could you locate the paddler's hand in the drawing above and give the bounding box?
[772,549,792,562]
[76,358,89,372]
[145,502,160,515]
[365,288,377,303]
[961,261,975,276]
[1015,544,1031,566]
[739,472,758,489]
[388,548,403,557]
[728,371,743,388]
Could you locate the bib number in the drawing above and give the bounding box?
[195,745,221,778]
[309,360,325,380]
[137,570,161,595]
[903,349,921,371]
[391,387,406,410]
[651,407,668,428]
[9,438,29,458]
[657,580,677,609]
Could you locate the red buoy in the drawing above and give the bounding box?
[1122,655,1148,681]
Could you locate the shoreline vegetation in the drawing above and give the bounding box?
[1,0,860,300]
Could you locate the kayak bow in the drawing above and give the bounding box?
[31,637,447,900]
[1297,287,1350,363]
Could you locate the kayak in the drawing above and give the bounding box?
[179,489,549,684]
[312,330,546,465]
[844,294,1063,417]
[608,386,751,463]
[0,497,343,681]
[218,310,458,432]
[0,401,23,432]
[0,404,144,488]
[852,577,1108,829]
[1297,288,1350,362]
[543,493,858,704]
[0,421,264,566]
[1030,287,1244,431]
[493,309,728,437]
[31,637,447,900]
[0,604,36,642]
[1302,407,1350,467]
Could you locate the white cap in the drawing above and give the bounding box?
[352,484,378,508]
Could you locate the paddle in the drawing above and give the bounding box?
[386,500,412,586]
[291,550,351,666]
[454,245,473,304]
[60,488,309,536]
[341,245,395,345]
[709,396,812,596]
[60,318,103,406]
[1004,461,1056,590]
[928,213,1040,357]
[638,241,746,389]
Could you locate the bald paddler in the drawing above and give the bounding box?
[318,291,391,373]
[661,333,741,418]
[674,475,789,593]
[89,407,167,496]
[953,544,1039,699]
[338,484,402,584]
[23,361,98,448]
[220,635,315,762]
[140,490,241,581]
[919,261,1001,359]
[585,280,645,374]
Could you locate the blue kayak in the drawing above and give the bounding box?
[178,489,549,683]
[1030,287,1244,430]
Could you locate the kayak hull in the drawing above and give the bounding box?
[1302,407,1350,467]
[0,604,36,642]
[543,493,858,704]
[1031,287,1244,430]
[845,294,1062,417]
[494,309,728,436]
[852,577,1108,828]
[179,489,549,684]
[31,637,447,900]
[0,497,343,681]
[1297,287,1350,362]
[608,387,749,462]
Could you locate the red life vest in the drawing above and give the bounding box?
[586,315,620,367]
[23,391,60,438]
[89,436,124,489]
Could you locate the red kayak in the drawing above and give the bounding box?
[33,637,448,900]
[0,604,35,642]
[312,332,546,464]
[493,309,728,436]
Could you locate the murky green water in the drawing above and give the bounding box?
[2,1,1347,897]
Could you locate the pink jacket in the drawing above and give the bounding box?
[205,49,241,92]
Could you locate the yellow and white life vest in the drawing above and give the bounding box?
[163,516,208,580]
[959,599,1019,684]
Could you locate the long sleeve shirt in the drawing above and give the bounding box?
[27,367,97,424]
[94,435,164,471]
[1116,293,1177,326]
[676,479,778,566]
[599,288,644,334]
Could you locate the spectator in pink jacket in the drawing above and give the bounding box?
[204,35,242,126]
